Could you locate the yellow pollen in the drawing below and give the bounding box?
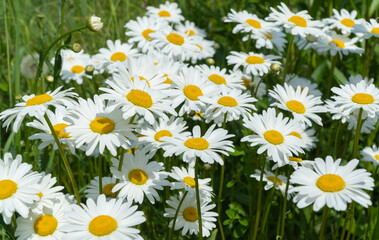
[264,130,284,145]
[286,100,306,114]
[316,174,345,192]
[289,156,303,162]
[329,39,345,48]
[90,117,115,134]
[195,44,203,51]
[185,29,195,36]
[288,15,307,27]
[71,65,85,74]
[246,56,264,64]
[375,155,379,161]
[183,207,198,222]
[103,183,116,196]
[267,176,283,185]
[208,74,226,85]
[371,27,379,34]
[154,130,172,142]
[183,176,196,188]
[110,52,127,62]
[264,32,273,39]
[163,74,172,84]
[37,192,43,198]
[127,146,138,154]
[88,215,118,236]
[218,96,238,107]
[245,19,261,28]
[34,215,58,236]
[0,180,17,199]
[142,29,155,41]
[158,10,171,17]
[129,169,148,185]
[289,131,302,139]
[53,123,70,138]
[340,18,355,28]
[126,89,153,108]
[26,93,53,106]
[351,93,374,104]
[183,85,203,101]
[184,137,209,150]
[166,33,184,45]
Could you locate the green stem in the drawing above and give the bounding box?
[195,157,203,239]
[44,114,80,204]
[261,168,279,233]
[98,154,102,194]
[115,149,126,184]
[60,0,65,37]
[362,38,379,78]
[345,203,355,240]
[326,55,338,98]
[281,35,294,85]
[3,0,13,106]
[319,207,330,240]
[352,108,363,159]
[169,191,188,240]
[279,168,291,238]
[252,156,267,240]
[253,74,266,98]
[333,122,342,159]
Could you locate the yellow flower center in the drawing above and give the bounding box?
[103,183,116,196]
[217,96,238,107]
[286,100,306,114]
[195,111,203,118]
[0,180,17,199]
[166,33,184,45]
[162,74,172,84]
[71,65,85,74]
[316,174,345,192]
[154,130,172,142]
[371,27,379,34]
[183,85,203,101]
[351,93,374,104]
[53,123,70,138]
[37,192,43,198]
[183,207,198,222]
[246,56,264,64]
[158,10,171,17]
[90,117,115,134]
[183,176,196,188]
[264,32,273,39]
[184,137,209,150]
[289,131,302,139]
[375,154,379,161]
[26,93,53,106]
[267,176,283,185]
[288,15,307,27]
[208,74,226,85]
[245,19,261,28]
[142,29,155,41]
[184,29,195,36]
[34,215,58,236]
[289,156,303,162]
[130,76,151,88]
[126,89,153,108]
[110,52,127,62]
[129,169,148,185]
[340,18,355,28]
[329,39,345,48]
[264,130,284,145]
[88,215,118,236]
[127,146,138,154]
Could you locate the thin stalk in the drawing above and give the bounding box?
[261,168,279,232]
[169,191,188,240]
[252,157,267,240]
[3,0,13,106]
[319,207,330,240]
[326,55,338,98]
[98,154,102,194]
[44,114,81,204]
[279,168,291,238]
[60,0,65,37]
[195,157,203,239]
[333,122,342,159]
[345,203,355,240]
[352,108,364,159]
[362,38,379,78]
[115,149,126,184]
[253,74,266,98]
[281,35,294,85]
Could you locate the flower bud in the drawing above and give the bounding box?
[88,15,103,32]
[85,65,95,75]
[72,43,82,53]
[206,58,215,65]
[270,63,281,73]
[46,75,54,82]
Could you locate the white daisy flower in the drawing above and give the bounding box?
[266,2,324,37]
[165,193,218,237]
[250,169,292,198]
[84,176,119,200]
[60,50,92,84]
[0,153,41,224]
[255,28,287,52]
[100,64,176,124]
[290,156,374,211]
[169,166,213,200]
[65,95,137,156]
[353,18,379,39]
[196,65,244,89]
[295,33,321,50]
[226,51,280,76]
[187,38,216,63]
[323,9,364,35]
[272,156,315,170]
[27,108,76,154]
[162,124,234,166]
[176,20,207,38]
[62,194,145,239]
[361,144,379,166]
[0,87,77,132]
[146,1,184,23]
[269,83,325,127]
[348,74,374,85]
[285,127,318,151]
[239,72,267,99]
[313,31,363,56]
[15,195,72,240]
[241,108,305,167]
[110,149,169,204]
[20,53,47,79]
[347,112,377,134]
[152,53,183,85]
[286,74,322,97]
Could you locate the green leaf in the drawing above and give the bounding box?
[226,179,236,188]
[369,0,379,16]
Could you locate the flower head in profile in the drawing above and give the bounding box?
[361,144,379,166]
[88,15,103,32]
[353,18,379,39]
[313,31,363,56]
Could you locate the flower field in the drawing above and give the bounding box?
[1,0,379,239]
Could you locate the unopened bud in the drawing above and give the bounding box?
[270,63,281,72]
[85,65,95,75]
[72,43,82,53]
[20,140,25,147]
[189,110,196,117]
[213,43,220,49]
[88,15,103,32]
[206,58,215,65]
[46,75,54,82]
[203,164,212,171]
[15,94,22,100]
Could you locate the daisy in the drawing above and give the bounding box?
[186,38,216,63]
[27,108,76,154]
[250,169,292,197]
[162,124,234,166]
[286,74,322,97]
[269,83,325,127]
[85,176,119,200]
[88,15,103,32]
[100,64,176,124]
[165,193,218,237]
[353,18,379,39]
[196,65,244,89]
[15,195,72,240]
[330,79,379,119]
[241,108,305,167]
[175,20,207,38]
[110,149,169,204]
[226,51,281,76]
[272,156,315,170]
[290,156,374,211]
[313,31,363,56]
[0,87,77,132]
[62,194,145,239]
[295,33,321,50]
[146,1,184,24]
[361,144,379,166]
[286,127,318,151]
[152,53,183,85]
[0,153,41,224]
[239,72,267,99]
[60,51,92,84]
[65,95,137,156]
[323,9,364,35]
[255,28,287,52]
[169,166,213,199]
